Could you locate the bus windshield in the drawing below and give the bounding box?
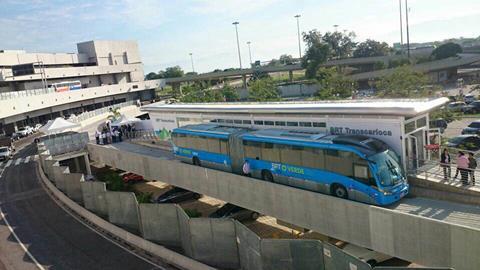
[370,150,405,187]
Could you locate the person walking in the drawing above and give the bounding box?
[468,153,477,185]
[455,152,470,185]
[440,149,451,181]
[242,160,251,177]
[95,130,100,144]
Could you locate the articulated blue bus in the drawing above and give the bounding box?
[171,123,408,205]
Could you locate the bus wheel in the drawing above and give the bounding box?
[261,170,274,182]
[192,157,201,166]
[331,184,348,199]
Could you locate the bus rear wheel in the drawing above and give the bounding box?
[331,184,348,199]
[192,157,201,166]
[261,170,274,182]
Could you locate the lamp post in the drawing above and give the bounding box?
[294,14,302,58]
[333,24,339,32]
[247,41,253,66]
[405,0,411,59]
[232,21,242,69]
[399,0,403,46]
[189,53,195,73]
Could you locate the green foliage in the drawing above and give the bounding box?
[431,42,463,60]
[107,107,121,122]
[373,61,386,70]
[315,67,357,99]
[430,108,461,123]
[388,58,411,68]
[135,192,153,204]
[145,66,184,80]
[301,30,330,79]
[322,31,357,58]
[376,66,430,98]
[248,78,280,101]
[353,39,391,58]
[101,173,127,192]
[179,83,239,103]
[184,208,202,218]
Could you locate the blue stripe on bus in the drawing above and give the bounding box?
[174,147,231,165]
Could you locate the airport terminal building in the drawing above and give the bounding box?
[142,98,449,171]
[0,40,163,134]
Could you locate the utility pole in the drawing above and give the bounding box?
[247,41,253,66]
[232,22,242,69]
[405,0,411,59]
[399,0,403,45]
[294,15,302,59]
[189,53,195,73]
[333,24,339,32]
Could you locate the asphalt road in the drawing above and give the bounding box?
[0,142,163,270]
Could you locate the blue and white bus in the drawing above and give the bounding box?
[171,124,409,205]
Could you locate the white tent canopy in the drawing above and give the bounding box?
[111,115,140,127]
[39,117,80,134]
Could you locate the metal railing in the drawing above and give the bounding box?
[0,87,55,100]
[409,157,479,187]
[70,101,137,123]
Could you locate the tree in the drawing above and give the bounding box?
[322,31,357,58]
[353,39,391,58]
[145,72,158,80]
[220,85,240,102]
[279,54,294,65]
[301,30,330,79]
[248,78,280,101]
[431,42,463,60]
[376,66,429,98]
[164,66,184,78]
[315,67,357,99]
[107,107,121,122]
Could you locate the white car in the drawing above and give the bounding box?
[34,124,42,132]
[16,127,30,137]
[0,147,12,161]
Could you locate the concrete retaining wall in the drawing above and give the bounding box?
[52,164,69,191]
[236,222,262,270]
[189,218,239,269]
[64,173,84,203]
[105,191,140,232]
[261,239,324,270]
[87,143,479,270]
[139,203,181,247]
[81,181,108,217]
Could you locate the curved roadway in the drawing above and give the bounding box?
[0,141,163,270]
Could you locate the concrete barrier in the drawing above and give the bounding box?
[189,218,239,269]
[81,181,108,217]
[139,203,181,247]
[38,156,217,270]
[64,173,84,203]
[105,191,140,232]
[178,207,194,257]
[323,243,372,270]
[52,164,69,192]
[235,221,262,270]
[87,143,479,270]
[261,239,324,270]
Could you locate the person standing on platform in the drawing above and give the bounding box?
[440,149,451,181]
[468,152,477,185]
[455,152,470,185]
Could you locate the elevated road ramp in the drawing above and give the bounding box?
[88,142,480,270]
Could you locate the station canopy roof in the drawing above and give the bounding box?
[141,97,449,117]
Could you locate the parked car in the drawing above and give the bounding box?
[209,203,260,221]
[463,101,480,114]
[447,101,469,112]
[10,133,21,141]
[429,118,448,133]
[121,172,144,184]
[462,120,480,135]
[340,243,392,267]
[154,187,201,203]
[0,147,12,161]
[16,127,30,137]
[447,135,480,151]
[34,124,42,132]
[465,94,476,104]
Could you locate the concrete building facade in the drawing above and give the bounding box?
[0,40,163,134]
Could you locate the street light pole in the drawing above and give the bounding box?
[247,41,253,66]
[399,0,403,46]
[232,21,242,69]
[405,0,411,59]
[189,53,195,73]
[294,14,302,58]
[333,24,339,32]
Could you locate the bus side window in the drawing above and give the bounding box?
[243,140,262,159]
[301,148,325,169]
[207,137,221,153]
[220,139,229,155]
[325,150,353,176]
[354,164,376,187]
[280,145,303,167]
[261,142,281,162]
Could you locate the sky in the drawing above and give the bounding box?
[1,0,479,73]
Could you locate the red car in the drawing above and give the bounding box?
[121,173,144,184]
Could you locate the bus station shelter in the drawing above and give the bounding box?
[142,98,449,172]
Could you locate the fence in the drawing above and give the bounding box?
[70,100,137,123]
[0,87,55,101]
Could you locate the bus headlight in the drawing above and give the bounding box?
[383,191,392,195]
